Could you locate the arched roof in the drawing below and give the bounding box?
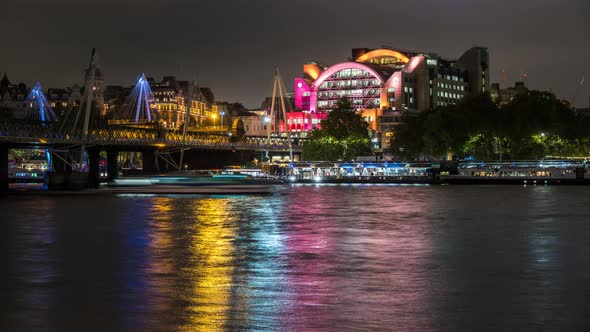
[311,62,388,89]
[355,49,410,64]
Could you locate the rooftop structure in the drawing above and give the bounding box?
[490,82,528,106]
[295,46,490,114]
[293,46,490,149]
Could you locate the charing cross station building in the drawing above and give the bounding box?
[291,46,490,149]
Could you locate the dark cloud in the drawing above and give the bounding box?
[0,0,588,107]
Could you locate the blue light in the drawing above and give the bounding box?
[24,82,56,123]
[45,150,51,169]
[126,73,155,123]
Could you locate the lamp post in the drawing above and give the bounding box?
[212,113,217,128]
[220,111,225,128]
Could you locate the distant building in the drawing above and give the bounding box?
[104,76,219,129]
[377,109,403,150]
[150,76,218,129]
[295,46,490,114]
[83,54,106,115]
[490,82,528,106]
[238,110,275,137]
[0,73,28,117]
[576,97,590,116]
[46,88,71,109]
[292,46,491,147]
[284,111,327,133]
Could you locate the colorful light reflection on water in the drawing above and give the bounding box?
[1,185,590,331]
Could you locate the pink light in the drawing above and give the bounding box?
[406,56,424,72]
[286,111,327,132]
[294,78,311,110]
[312,62,385,89]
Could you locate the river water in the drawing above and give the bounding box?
[1,185,589,331]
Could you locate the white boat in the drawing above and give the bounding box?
[106,173,281,194]
[441,160,588,184]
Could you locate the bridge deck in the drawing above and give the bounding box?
[0,124,301,152]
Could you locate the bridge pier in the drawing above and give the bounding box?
[154,150,169,172]
[106,149,119,182]
[48,150,73,190]
[87,148,101,188]
[0,144,8,193]
[142,149,157,174]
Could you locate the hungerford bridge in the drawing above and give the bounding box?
[0,50,299,191]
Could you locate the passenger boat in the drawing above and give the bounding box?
[107,173,283,194]
[440,160,589,184]
[274,161,433,184]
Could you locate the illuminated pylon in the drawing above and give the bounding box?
[126,73,156,123]
[23,82,57,122]
[267,67,293,161]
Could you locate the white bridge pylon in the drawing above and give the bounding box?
[266,67,293,161]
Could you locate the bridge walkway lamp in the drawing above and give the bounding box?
[211,113,218,128]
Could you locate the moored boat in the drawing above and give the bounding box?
[440,160,590,184]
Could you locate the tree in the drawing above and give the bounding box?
[302,98,372,161]
[389,111,427,160]
[389,90,588,161]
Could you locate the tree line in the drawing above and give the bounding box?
[391,91,590,160]
[302,98,372,161]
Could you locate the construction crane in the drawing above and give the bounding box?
[520,72,529,87]
[571,75,585,108]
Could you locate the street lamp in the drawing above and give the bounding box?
[220,111,225,128]
[212,113,217,128]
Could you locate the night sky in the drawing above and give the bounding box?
[1,0,588,108]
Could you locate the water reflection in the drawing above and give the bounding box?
[226,197,288,330]
[5,198,58,331]
[182,198,237,331]
[280,186,438,330]
[2,186,590,331]
[144,197,177,324]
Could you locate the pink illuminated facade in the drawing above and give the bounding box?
[293,46,490,147]
[295,47,490,113]
[285,111,327,132]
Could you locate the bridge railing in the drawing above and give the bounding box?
[0,121,302,151]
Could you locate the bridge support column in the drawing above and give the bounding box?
[87,148,101,188]
[106,149,119,182]
[0,144,8,193]
[154,150,170,173]
[142,149,157,174]
[48,150,73,190]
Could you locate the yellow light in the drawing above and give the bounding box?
[211,114,217,119]
[356,49,410,64]
[182,199,236,331]
[153,143,166,148]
